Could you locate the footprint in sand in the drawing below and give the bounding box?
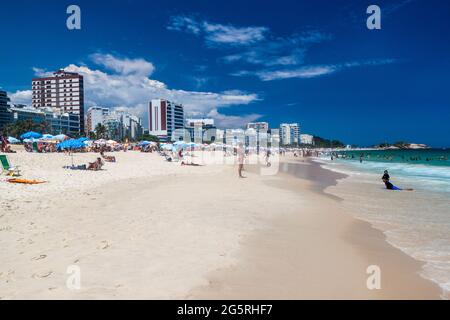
[32,270,53,279]
[32,254,47,261]
[98,241,110,250]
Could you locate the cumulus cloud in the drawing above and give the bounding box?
[9,54,260,128]
[90,53,155,76]
[207,109,262,129]
[8,90,32,105]
[168,15,268,46]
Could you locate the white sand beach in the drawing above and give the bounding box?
[0,149,443,299]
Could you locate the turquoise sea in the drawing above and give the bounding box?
[335,149,450,166]
[332,149,450,194]
[318,149,450,298]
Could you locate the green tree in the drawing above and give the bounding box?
[141,134,159,142]
[3,119,50,138]
[95,123,107,139]
[313,136,345,148]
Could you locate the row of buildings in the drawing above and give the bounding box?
[2,69,314,145]
[247,122,314,146]
[1,70,144,140]
[86,106,143,141]
[146,99,314,146]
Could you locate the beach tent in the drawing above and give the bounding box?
[20,131,42,140]
[7,137,20,144]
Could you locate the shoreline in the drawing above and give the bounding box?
[316,158,450,299]
[0,151,443,299]
[190,158,442,299]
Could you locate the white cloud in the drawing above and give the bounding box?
[203,22,268,46]
[207,109,262,129]
[255,66,337,81]
[167,15,202,35]
[8,90,32,105]
[10,54,260,128]
[90,53,155,76]
[168,15,268,46]
[233,59,397,81]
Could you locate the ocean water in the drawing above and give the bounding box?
[332,149,450,194]
[317,152,450,299]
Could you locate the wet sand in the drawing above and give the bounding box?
[190,159,442,299]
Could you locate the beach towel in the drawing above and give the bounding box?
[7,178,47,185]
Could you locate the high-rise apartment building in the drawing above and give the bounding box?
[86,106,110,134]
[0,90,12,132]
[148,99,184,141]
[300,134,314,145]
[247,122,269,132]
[32,69,85,132]
[280,123,300,145]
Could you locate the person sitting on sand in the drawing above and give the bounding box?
[87,158,104,171]
[1,134,9,152]
[382,170,413,191]
[100,151,116,163]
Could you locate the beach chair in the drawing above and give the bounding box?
[0,155,21,177]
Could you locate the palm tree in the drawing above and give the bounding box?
[95,123,107,140]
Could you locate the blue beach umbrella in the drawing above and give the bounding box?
[57,139,86,150]
[20,131,43,140]
[139,141,151,146]
[7,137,20,144]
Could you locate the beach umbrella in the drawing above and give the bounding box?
[53,134,68,141]
[40,134,55,140]
[161,144,174,151]
[139,141,151,146]
[57,139,86,150]
[95,139,107,145]
[23,138,39,143]
[20,131,42,140]
[7,137,20,144]
[107,140,117,145]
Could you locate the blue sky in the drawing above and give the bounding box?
[1,0,449,146]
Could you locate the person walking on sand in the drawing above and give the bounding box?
[237,143,246,178]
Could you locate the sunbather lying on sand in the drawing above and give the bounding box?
[100,151,116,163]
[87,158,104,171]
